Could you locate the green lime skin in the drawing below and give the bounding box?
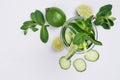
[46,7,66,27]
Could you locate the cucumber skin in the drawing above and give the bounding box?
[73,58,87,72]
[59,56,71,70]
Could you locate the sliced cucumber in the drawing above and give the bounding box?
[73,58,86,72]
[59,56,71,70]
[65,28,74,44]
[84,50,99,62]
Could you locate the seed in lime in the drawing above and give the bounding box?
[76,4,93,18]
[52,37,64,51]
[46,7,66,27]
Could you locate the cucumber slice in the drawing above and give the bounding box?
[73,58,86,72]
[59,56,71,70]
[65,28,74,44]
[84,50,99,62]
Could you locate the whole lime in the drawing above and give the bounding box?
[45,7,66,27]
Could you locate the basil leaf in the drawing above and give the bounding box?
[73,33,87,45]
[31,10,45,26]
[97,4,112,16]
[40,26,49,43]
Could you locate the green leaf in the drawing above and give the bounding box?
[21,25,29,30]
[24,30,28,35]
[102,22,111,29]
[74,18,86,30]
[73,33,87,45]
[109,17,116,21]
[31,10,45,26]
[108,19,114,26]
[97,4,112,16]
[94,16,104,26]
[68,22,84,33]
[21,21,35,30]
[40,26,49,43]
[88,37,102,45]
[31,27,38,32]
[85,16,93,28]
[106,11,112,17]
[31,12,37,22]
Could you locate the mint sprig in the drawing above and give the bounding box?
[94,4,116,29]
[20,10,49,43]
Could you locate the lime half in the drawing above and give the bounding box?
[52,36,64,51]
[76,4,93,18]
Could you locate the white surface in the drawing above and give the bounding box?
[0,0,120,80]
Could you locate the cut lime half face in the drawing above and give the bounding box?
[52,36,64,51]
[76,4,93,18]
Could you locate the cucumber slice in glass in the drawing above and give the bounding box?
[84,50,99,62]
[65,28,74,44]
[73,58,86,72]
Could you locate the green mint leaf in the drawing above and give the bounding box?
[73,33,87,45]
[40,26,49,43]
[31,27,39,32]
[31,10,45,26]
[94,16,104,26]
[85,16,93,28]
[21,21,35,30]
[108,19,114,26]
[102,22,111,29]
[109,17,116,21]
[87,36,102,45]
[21,25,29,30]
[31,12,37,22]
[97,4,112,16]
[24,30,28,35]
[74,18,86,30]
[68,22,84,33]
[106,11,112,17]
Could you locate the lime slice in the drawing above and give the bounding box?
[76,4,93,18]
[52,36,64,51]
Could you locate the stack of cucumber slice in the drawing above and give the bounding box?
[59,49,99,72]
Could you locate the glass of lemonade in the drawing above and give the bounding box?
[60,16,98,53]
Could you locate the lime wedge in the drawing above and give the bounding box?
[52,36,64,51]
[76,4,93,18]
